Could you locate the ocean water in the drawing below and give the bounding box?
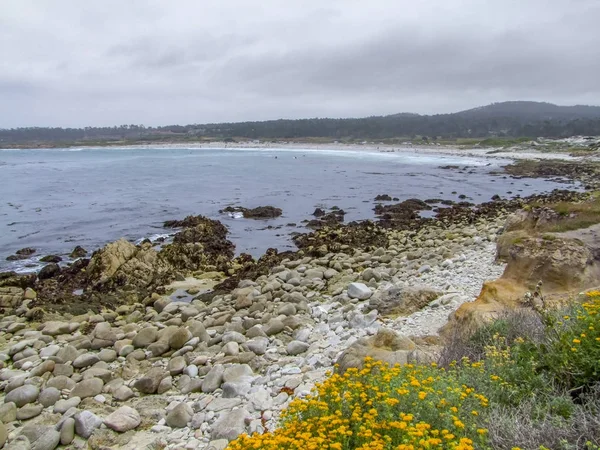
[0,146,570,272]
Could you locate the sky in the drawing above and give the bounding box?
[1,0,599,128]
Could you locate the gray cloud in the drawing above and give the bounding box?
[0,0,599,127]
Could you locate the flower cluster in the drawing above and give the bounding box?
[228,359,488,450]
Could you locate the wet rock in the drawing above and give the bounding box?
[39,255,62,263]
[221,205,283,219]
[38,263,61,280]
[70,246,87,258]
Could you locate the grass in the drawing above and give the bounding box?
[536,194,600,233]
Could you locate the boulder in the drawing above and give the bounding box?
[74,410,103,439]
[5,385,39,407]
[19,424,60,450]
[103,406,141,432]
[166,402,193,428]
[335,328,426,373]
[38,263,61,280]
[211,408,249,441]
[134,367,167,394]
[347,282,372,300]
[368,284,442,316]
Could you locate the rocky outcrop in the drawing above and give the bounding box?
[220,206,283,219]
[443,219,600,338]
[86,239,172,293]
[293,221,388,256]
[160,216,235,273]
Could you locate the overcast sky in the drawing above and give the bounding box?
[1,0,599,128]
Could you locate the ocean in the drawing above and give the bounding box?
[0,146,570,272]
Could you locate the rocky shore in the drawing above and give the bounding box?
[0,159,598,450]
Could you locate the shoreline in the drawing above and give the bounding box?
[1,139,593,162]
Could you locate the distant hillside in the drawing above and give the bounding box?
[456,101,600,121]
[2,101,600,147]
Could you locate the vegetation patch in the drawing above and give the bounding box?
[229,291,600,450]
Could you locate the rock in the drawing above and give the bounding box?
[17,404,44,420]
[40,255,62,263]
[70,378,104,399]
[223,341,239,356]
[202,365,224,393]
[167,356,186,376]
[38,387,61,407]
[74,410,103,439]
[5,384,39,407]
[336,328,420,373]
[286,340,309,355]
[368,284,442,316]
[0,402,17,423]
[134,367,167,394]
[211,408,249,441]
[53,397,81,414]
[245,337,269,355]
[347,282,372,300]
[20,424,60,450]
[0,421,6,449]
[264,319,285,336]
[222,364,254,383]
[207,439,229,450]
[86,238,172,294]
[72,353,100,369]
[132,326,158,348]
[70,246,87,258]
[169,327,193,350]
[166,402,193,428]
[113,385,134,402]
[104,406,141,432]
[159,216,235,272]
[60,417,75,445]
[38,263,61,280]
